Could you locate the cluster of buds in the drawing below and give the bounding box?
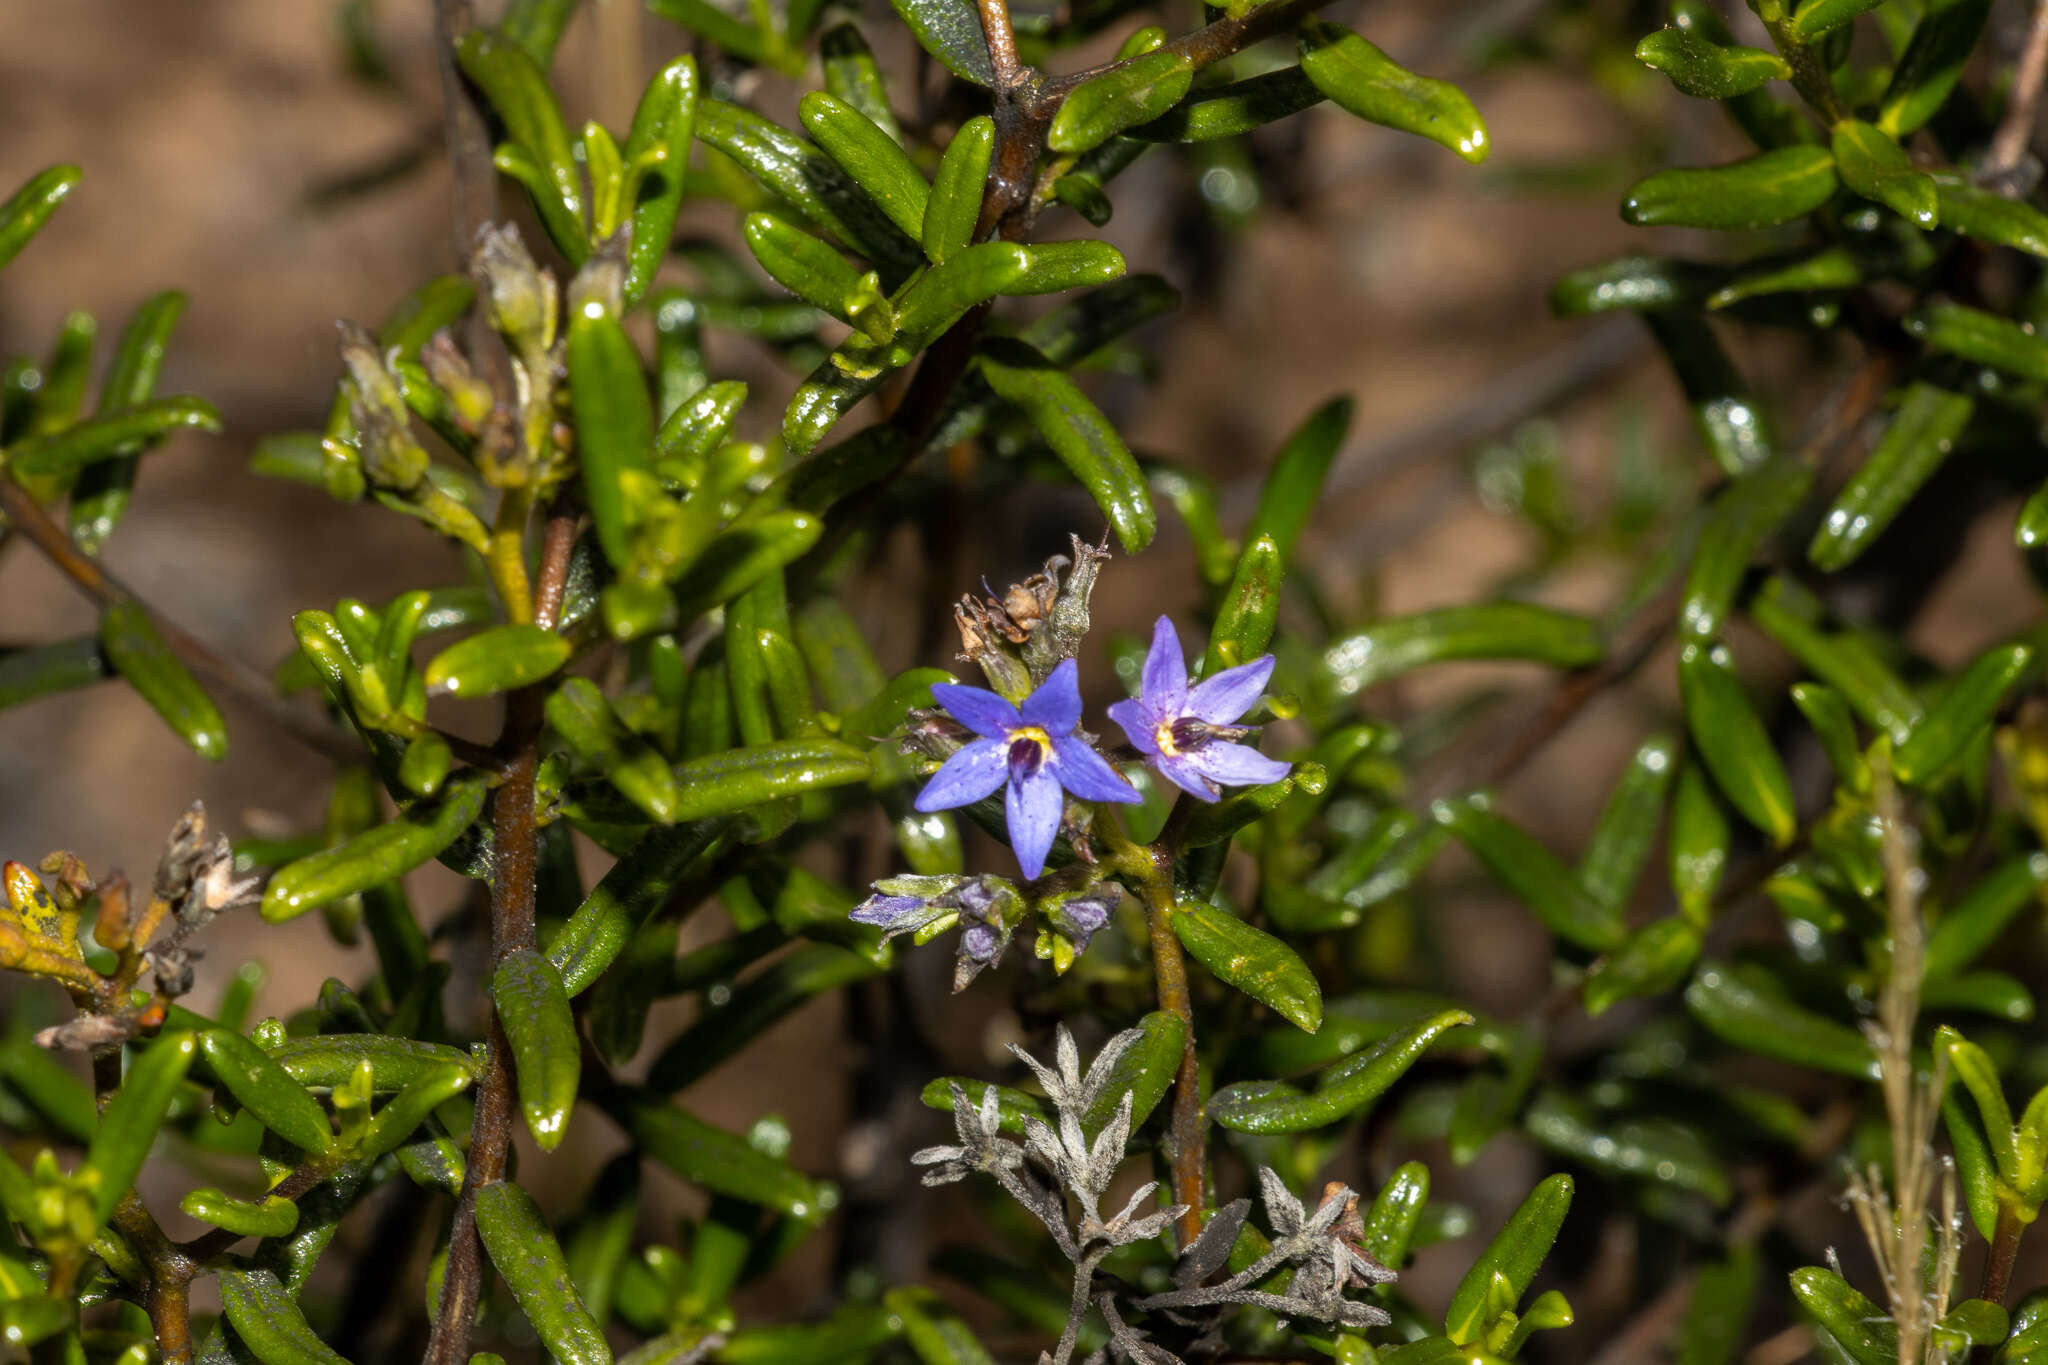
[851,873,1127,990]
[1,803,259,1051]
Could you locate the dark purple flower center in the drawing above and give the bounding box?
[1007,727,1051,779]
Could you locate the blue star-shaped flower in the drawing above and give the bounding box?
[917,659,1140,878]
[1106,616,1290,802]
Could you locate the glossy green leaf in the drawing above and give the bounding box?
[978,338,1154,551]
[1679,643,1797,847]
[491,949,581,1151]
[1444,1174,1572,1345]
[924,116,993,263]
[8,395,221,480]
[1680,1245,1758,1365]
[502,0,581,68]
[0,164,80,270]
[821,24,900,143]
[0,636,107,711]
[1299,21,1488,163]
[1905,301,2048,379]
[1809,382,1971,571]
[425,624,571,698]
[1358,1161,1430,1269]
[1436,794,1626,950]
[1879,1,1992,135]
[1682,455,1813,640]
[887,0,992,85]
[1669,764,1729,927]
[622,56,700,305]
[268,1033,480,1092]
[1831,120,1937,228]
[549,676,680,823]
[1748,577,1920,744]
[1130,67,1324,142]
[1319,602,1601,699]
[1008,240,1126,295]
[261,775,486,923]
[180,1188,298,1239]
[1245,396,1349,567]
[1642,311,1776,477]
[1685,961,1878,1079]
[654,378,748,470]
[99,601,227,761]
[1172,898,1322,1032]
[200,1028,335,1153]
[615,1093,837,1218]
[70,289,188,553]
[1551,255,1723,317]
[799,92,930,242]
[1524,1088,1729,1202]
[1926,852,2048,980]
[474,1182,609,1365]
[1584,917,1704,1015]
[1621,147,1838,230]
[1209,1007,1472,1133]
[1203,534,1281,675]
[1790,1267,1895,1365]
[1930,172,2048,257]
[569,306,654,573]
[1896,642,2033,786]
[919,1077,1051,1134]
[458,29,587,261]
[1938,1024,2017,1180]
[1635,27,1789,98]
[1050,50,1196,155]
[1790,0,1884,39]
[85,1032,197,1231]
[359,1062,473,1159]
[216,1265,351,1365]
[1578,734,1678,912]
[744,213,867,321]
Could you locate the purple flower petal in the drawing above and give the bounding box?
[850,894,928,929]
[930,683,1022,739]
[1106,698,1160,755]
[1186,654,1276,725]
[1139,616,1188,716]
[1187,739,1291,790]
[1005,766,1065,878]
[1019,658,1083,735]
[915,738,1009,811]
[1051,735,1142,804]
[1152,752,1221,802]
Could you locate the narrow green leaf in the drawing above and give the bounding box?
[1879,1,1992,136]
[457,29,587,261]
[0,636,108,711]
[1925,852,2048,980]
[9,395,221,480]
[1905,301,2048,379]
[548,676,681,823]
[1172,899,1322,1032]
[1680,1246,1759,1365]
[100,601,227,761]
[1584,917,1704,1015]
[261,775,487,923]
[615,1093,838,1218]
[1203,534,1281,675]
[1435,794,1628,950]
[70,289,189,553]
[0,164,81,270]
[85,1032,197,1232]
[1245,396,1349,566]
[888,1286,999,1365]
[1685,961,1878,1079]
[1635,27,1789,98]
[1930,172,2048,257]
[1621,147,1838,230]
[217,1265,351,1365]
[1938,1024,2017,1180]
[503,0,583,68]
[1299,21,1488,162]
[1749,577,1920,744]
[744,212,867,320]
[1642,311,1777,476]
[474,1182,610,1365]
[1552,255,1723,317]
[644,944,881,1091]
[1008,240,1126,295]
[621,56,700,305]
[1050,50,1196,155]
[654,378,748,468]
[924,116,994,262]
[799,92,931,243]
[1808,382,1971,571]
[821,25,902,144]
[268,1034,481,1092]
[1443,1174,1573,1345]
[1524,1088,1730,1202]
[1896,642,2033,786]
[569,308,654,571]
[978,337,1154,551]
[886,0,992,85]
[1578,734,1678,912]
[1319,602,1602,699]
[359,1063,474,1160]
[180,1189,299,1239]
[1791,0,1885,39]
[492,949,582,1151]
[1789,1267,1895,1365]
[1129,67,1324,142]
[1209,1007,1472,1134]
[424,624,571,698]
[1682,455,1814,640]
[200,1029,335,1154]
[1679,643,1797,847]
[1831,120,1937,228]
[667,512,824,626]
[1358,1162,1431,1269]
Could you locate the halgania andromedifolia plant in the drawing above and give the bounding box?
[9,0,2048,1361]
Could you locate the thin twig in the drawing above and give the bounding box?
[976,0,1024,91]
[0,474,362,763]
[1984,0,2048,190]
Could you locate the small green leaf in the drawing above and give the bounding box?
[614,1092,839,1218]
[1300,21,1488,162]
[1808,382,1972,571]
[1789,1266,1895,1365]
[1050,50,1196,155]
[1790,0,1885,40]
[1009,240,1126,295]
[1578,735,1678,913]
[1749,577,1920,744]
[180,1188,299,1239]
[8,395,222,480]
[1831,120,1937,228]
[548,676,680,823]
[1319,602,1602,699]
[1358,1162,1431,1269]
[919,1077,1050,1134]
[1525,1088,1729,1202]
[217,1264,351,1365]
[261,776,487,923]
[1879,2,1992,136]
[1685,961,1878,1079]
[622,56,700,305]
[887,0,992,86]
[1584,917,1703,1015]
[1129,67,1323,143]
[474,1182,609,1365]
[1551,255,1724,317]
[1172,898,1322,1032]
[1444,1173,1573,1345]
[1905,301,2048,380]
[1938,1024,2017,1181]
[1209,1007,1472,1133]
[1621,146,1838,230]
[1679,643,1797,847]
[1896,642,2033,786]
[1436,794,1627,951]
[799,92,931,243]
[457,29,587,261]
[1203,534,1282,675]
[99,601,227,761]
[1635,27,1789,98]
[0,164,81,270]
[0,635,107,711]
[85,1032,197,1232]
[425,624,571,698]
[1642,311,1777,476]
[1682,455,1814,640]
[924,116,994,262]
[821,24,902,144]
[978,338,1154,552]
[492,949,582,1152]
[268,1034,482,1092]
[1925,852,2048,980]
[70,289,189,554]
[1245,396,1350,567]
[744,212,868,321]
[1680,1245,1759,1365]
[1930,172,2048,257]
[358,1063,474,1160]
[569,308,654,571]
[643,944,881,1091]
[200,1028,335,1154]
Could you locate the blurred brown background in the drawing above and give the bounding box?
[5,0,2045,1355]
